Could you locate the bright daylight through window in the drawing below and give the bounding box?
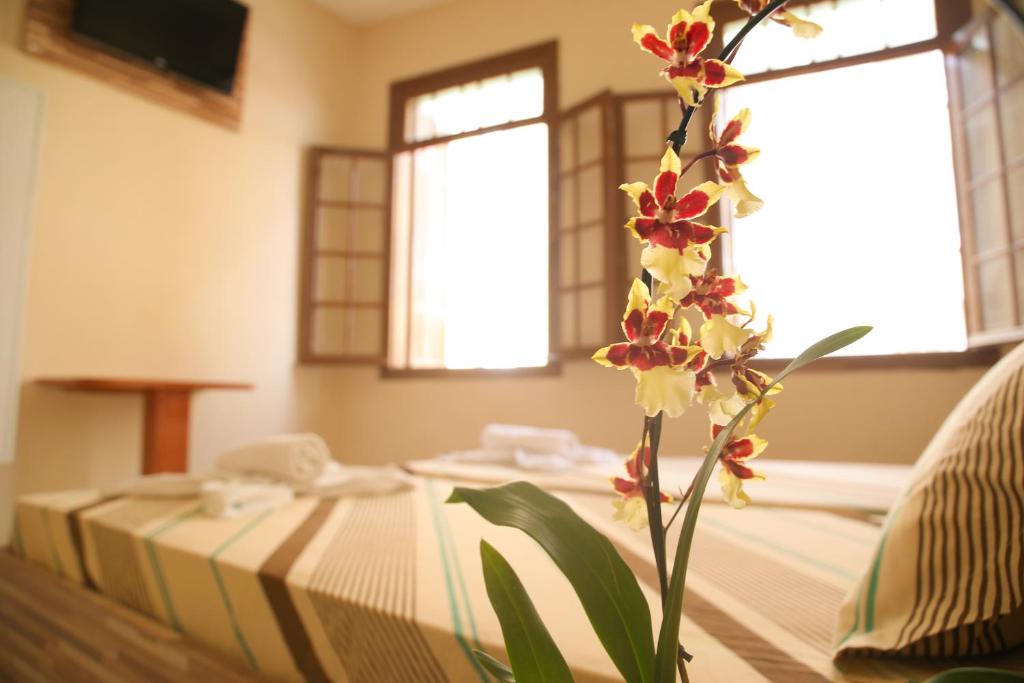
[721,0,967,357]
[389,68,550,370]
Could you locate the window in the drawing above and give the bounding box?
[299,147,390,364]
[716,0,973,357]
[555,92,624,357]
[387,45,557,371]
[947,8,1024,346]
[299,3,1017,368]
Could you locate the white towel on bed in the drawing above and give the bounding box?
[480,424,580,455]
[441,424,617,472]
[296,461,413,497]
[215,433,331,486]
[200,480,294,519]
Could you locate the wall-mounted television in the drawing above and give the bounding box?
[72,0,249,95]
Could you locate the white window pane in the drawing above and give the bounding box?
[722,51,966,357]
[443,125,549,368]
[405,68,544,144]
[880,0,937,47]
[830,0,887,57]
[397,125,550,369]
[725,0,936,75]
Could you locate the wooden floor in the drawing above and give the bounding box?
[0,550,268,683]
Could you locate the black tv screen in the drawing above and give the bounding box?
[72,0,249,94]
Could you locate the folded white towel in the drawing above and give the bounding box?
[200,480,293,519]
[297,461,413,498]
[216,433,331,485]
[437,424,617,472]
[480,424,580,456]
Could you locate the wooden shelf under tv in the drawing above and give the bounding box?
[21,0,247,131]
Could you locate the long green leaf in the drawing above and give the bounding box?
[479,541,573,683]
[449,483,655,683]
[654,326,871,682]
[773,326,873,384]
[472,650,516,682]
[923,668,1024,682]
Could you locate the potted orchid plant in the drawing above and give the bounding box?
[448,1,871,681]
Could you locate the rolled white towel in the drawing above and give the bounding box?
[480,424,580,456]
[216,433,331,486]
[200,480,293,519]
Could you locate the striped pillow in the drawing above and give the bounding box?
[835,343,1024,659]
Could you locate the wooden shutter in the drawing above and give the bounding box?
[299,147,390,364]
[947,9,1024,347]
[554,91,623,357]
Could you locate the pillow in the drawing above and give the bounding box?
[835,342,1024,659]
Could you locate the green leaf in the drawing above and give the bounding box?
[472,650,516,682]
[772,326,873,385]
[654,326,871,682]
[478,541,572,683]
[923,668,1024,682]
[653,403,752,681]
[448,483,655,683]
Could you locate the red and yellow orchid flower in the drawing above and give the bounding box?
[593,279,701,418]
[732,363,783,431]
[680,269,747,319]
[735,0,823,38]
[633,2,745,105]
[611,442,674,531]
[698,381,746,426]
[713,424,767,509]
[699,313,753,359]
[641,243,710,300]
[592,279,688,371]
[621,148,725,252]
[710,104,764,218]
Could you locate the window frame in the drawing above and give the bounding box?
[299,146,392,365]
[553,90,627,358]
[383,41,560,378]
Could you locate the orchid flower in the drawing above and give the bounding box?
[699,314,752,359]
[710,104,764,217]
[680,270,748,319]
[698,382,746,426]
[641,243,710,300]
[621,148,725,252]
[735,0,823,38]
[611,443,674,531]
[633,2,745,105]
[713,424,767,509]
[593,279,700,417]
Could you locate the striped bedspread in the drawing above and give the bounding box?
[8,459,1020,682]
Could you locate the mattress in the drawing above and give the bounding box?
[7,458,1022,682]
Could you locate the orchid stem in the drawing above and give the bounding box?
[663,476,697,537]
[678,150,716,180]
[642,415,670,599]
[637,4,785,681]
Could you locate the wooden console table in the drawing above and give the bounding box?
[37,378,253,474]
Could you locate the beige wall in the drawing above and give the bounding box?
[0,0,357,540]
[0,0,987,541]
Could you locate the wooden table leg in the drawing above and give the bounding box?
[142,390,192,474]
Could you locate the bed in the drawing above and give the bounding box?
[5,457,1023,683]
